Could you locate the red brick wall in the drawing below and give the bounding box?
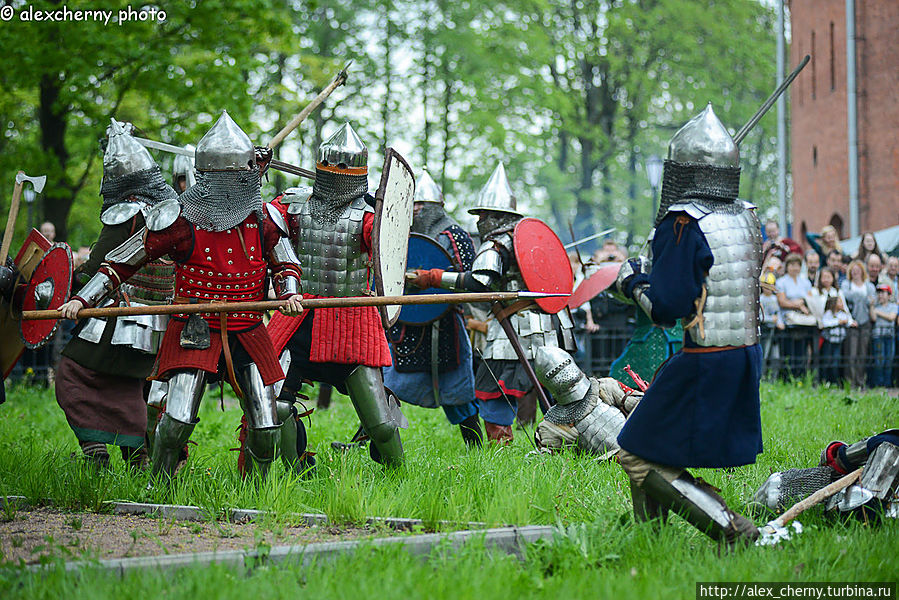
[790,0,899,241]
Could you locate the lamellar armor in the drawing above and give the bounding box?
[626,104,762,348]
[289,123,374,298]
[534,346,641,457]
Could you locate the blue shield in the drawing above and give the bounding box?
[398,233,454,325]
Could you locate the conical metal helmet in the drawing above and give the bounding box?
[667,103,739,167]
[414,169,443,204]
[194,110,255,171]
[535,346,590,406]
[317,122,368,170]
[103,119,156,179]
[468,162,521,216]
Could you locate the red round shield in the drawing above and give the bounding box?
[568,263,622,309]
[513,218,573,313]
[20,243,73,349]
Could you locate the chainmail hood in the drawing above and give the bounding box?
[99,165,178,214]
[309,167,369,224]
[412,203,455,237]
[178,169,263,231]
[477,211,519,241]
[654,159,741,226]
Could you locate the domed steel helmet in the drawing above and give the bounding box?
[415,169,443,205]
[468,162,522,217]
[317,122,368,172]
[103,119,156,179]
[667,103,739,167]
[535,346,590,405]
[655,103,742,225]
[194,110,255,171]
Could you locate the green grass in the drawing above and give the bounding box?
[0,378,896,597]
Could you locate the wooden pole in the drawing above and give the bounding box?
[0,173,25,265]
[266,64,351,150]
[23,291,540,321]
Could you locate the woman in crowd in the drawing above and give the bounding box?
[843,259,876,389]
[852,232,885,265]
[807,225,843,266]
[776,253,815,379]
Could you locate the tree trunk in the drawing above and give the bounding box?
[39,74,72,241]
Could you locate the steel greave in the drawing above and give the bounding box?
[643,470,759,544]
[345,366,404,466]
[151,414,195,478]
[235,363,280,429]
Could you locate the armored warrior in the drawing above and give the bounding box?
[533,346,641,457]
[60,111,303,479]
[409,163,576,443]
[54,119,178,469]
[171,148,195,195]
[383,170,482,447]
[265,122,405,467]
[752,430,898,518]
[613,104,764,546]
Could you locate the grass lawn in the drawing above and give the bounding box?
[0,377,896,598]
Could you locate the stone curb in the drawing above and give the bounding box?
[2,496,487,531]
[30,525,556,574]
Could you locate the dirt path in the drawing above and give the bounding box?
[1,507,392,565]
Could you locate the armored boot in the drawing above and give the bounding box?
[151,413,196,478]
[345,366,405,466]
[276,399,315,477]
[459,414,483,448]
[642,470,759,547]
[243,426,279,480]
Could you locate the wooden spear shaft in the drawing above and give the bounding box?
[22,291,539,321]
[266,64,351,150]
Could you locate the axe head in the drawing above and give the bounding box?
[16,172,47,194]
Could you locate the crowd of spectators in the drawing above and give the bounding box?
[761,221,899,388]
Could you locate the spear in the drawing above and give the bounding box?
[22,291,567,321]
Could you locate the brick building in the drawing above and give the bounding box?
[789,0,899,242]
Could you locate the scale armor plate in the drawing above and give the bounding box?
[673,201,762,347]
[574,399,626,455]
[294,197,372,297]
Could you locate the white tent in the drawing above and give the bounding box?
[838,225,899,258]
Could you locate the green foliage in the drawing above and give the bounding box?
[2,0,783,255]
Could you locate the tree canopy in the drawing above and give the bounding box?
[0,0,780,252]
